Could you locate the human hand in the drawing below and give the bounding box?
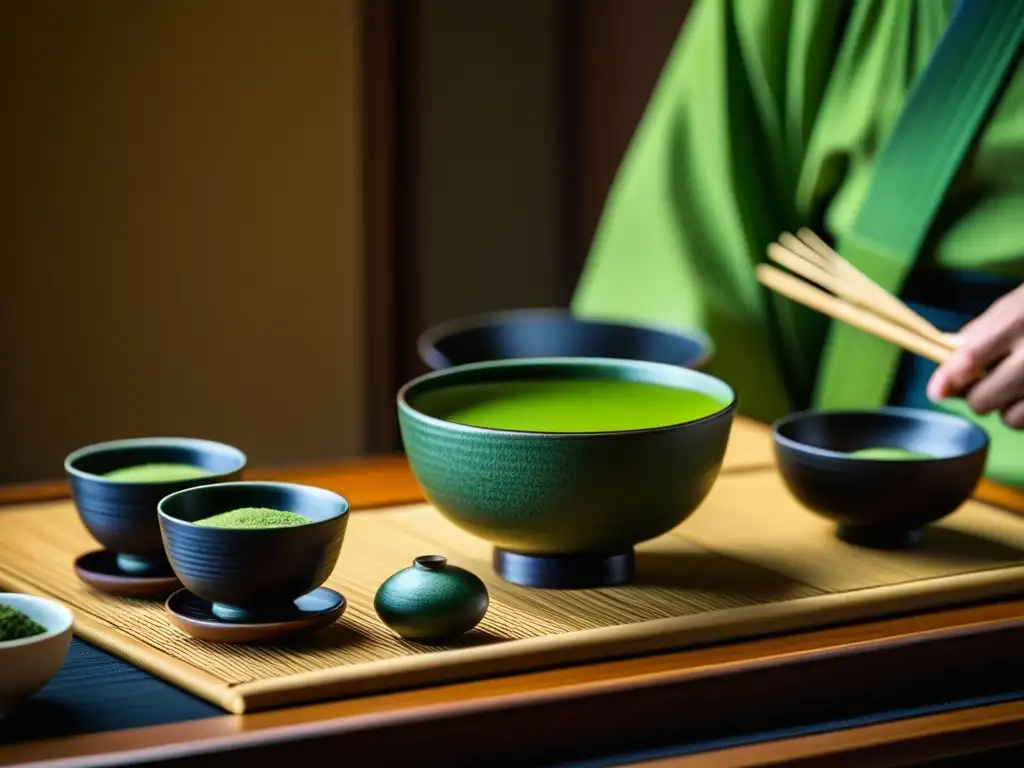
[927,283,1024,427]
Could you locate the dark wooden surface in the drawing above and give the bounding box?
[2,424,1024,766]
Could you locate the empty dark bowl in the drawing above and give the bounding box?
[64,437,247,575]
[772,407,989,549]
[398,357,736,588]
[417,308,712,371]
[158,482,349,622]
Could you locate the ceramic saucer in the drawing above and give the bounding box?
[74,550,181,599]
[165,587,347,643]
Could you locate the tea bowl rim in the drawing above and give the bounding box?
[64,436,248,485]
[0,593,74,650]
[771,406,990,464]
[398,355,737,439]
[157,480,350,532]
[416,307,714,371]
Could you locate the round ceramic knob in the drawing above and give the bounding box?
[374,555,489,643]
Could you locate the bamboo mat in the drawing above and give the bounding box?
[2,421,1024,713]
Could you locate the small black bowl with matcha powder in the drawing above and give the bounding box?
[64,437,247,593]
[772,407,989,548]
[158,481,349,643]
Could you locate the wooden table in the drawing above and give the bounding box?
[2,418,1023,767]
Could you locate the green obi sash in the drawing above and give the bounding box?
[812,0,1024,487]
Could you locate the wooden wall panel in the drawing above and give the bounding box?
[564,0,694,281]
[0,0,367,481]
[398,0,566,384]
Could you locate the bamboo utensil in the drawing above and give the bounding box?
[794,228,961,349]
[758,231,962,365]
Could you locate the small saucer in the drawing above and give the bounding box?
[74,550,181,599]
[165,587,346,644]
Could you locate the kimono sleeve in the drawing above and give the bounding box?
[572,0,850,422]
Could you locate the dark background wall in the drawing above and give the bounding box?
[564,0,695,281]
[0,0,367,482]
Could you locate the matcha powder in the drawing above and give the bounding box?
[0,604,47,642]
[105,463,212,483]
[194,507,309,530]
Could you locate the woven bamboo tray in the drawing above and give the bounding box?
[1,422,1023,713]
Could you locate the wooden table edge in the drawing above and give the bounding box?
[3,420,1024,766]
[628,698,1024,767]
[7,605,1024,767]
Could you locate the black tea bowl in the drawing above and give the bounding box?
[418,308,712,371]
[158,482,349,622]
[772,407,989,549]
[64,437,247,575]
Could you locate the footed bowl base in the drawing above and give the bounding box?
[493,548,635,589]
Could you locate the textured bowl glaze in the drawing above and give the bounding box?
[64,437,247,574]
[418,308,712,371]
[374,556,489,643]
[158,482,349,622]
[773,407,989,548]
[397,357,736,585]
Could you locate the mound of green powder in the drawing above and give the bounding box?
[194,507,309,529]
[105,463,213,483]
[0,604,47,643]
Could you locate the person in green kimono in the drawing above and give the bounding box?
[571,0,1024,487]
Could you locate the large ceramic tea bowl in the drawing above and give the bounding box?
[0,594,73,715]
[398,357,736,589]
[772,407,989,549]
[418,308,712,371]
[64,437,247,576]
[158,482,349,622]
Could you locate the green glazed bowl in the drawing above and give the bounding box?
[397,357,737,589]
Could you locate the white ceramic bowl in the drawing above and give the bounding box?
[0,593,73,715]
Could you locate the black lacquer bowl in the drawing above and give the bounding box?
[418,308,712,371]
[772,407,989,549]
[158,481,349,622]
[64,437,247,576]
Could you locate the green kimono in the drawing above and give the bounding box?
[572,0,1024,486]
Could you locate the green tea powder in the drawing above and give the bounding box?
[194,508,309,530]
[848,447,933,461]
[105,463,212,483]
[0,604,47,643]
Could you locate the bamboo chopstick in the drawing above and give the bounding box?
[764,243,956,351]
[778,232,833,272]
[756,263,954,364]
[793,228,960,349]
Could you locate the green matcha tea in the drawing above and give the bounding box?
[847,447,934,461]
[416,379,727,432]
[105,463,212,483]
[0,604,46,643]
[194,507,309,529]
